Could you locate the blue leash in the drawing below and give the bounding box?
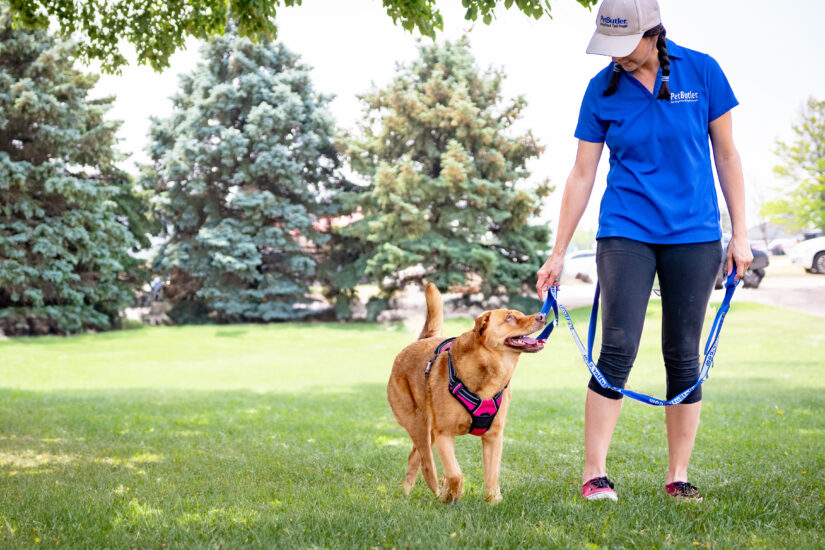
[538,269,741,406]
[536,285,560,341]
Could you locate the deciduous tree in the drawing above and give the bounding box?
[762,97,825,233]
[8,0,597,72]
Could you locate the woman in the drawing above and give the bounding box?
[535,0,752,502]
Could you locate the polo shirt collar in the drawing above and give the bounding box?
[665,38,684,59]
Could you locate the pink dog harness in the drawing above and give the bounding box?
[424,337,507,436]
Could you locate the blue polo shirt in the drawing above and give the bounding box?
[575,39,738,244]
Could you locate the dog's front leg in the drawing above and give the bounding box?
[481,431,504,504]
[434,432,463,503]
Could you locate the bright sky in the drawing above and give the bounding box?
[91,0,825,233]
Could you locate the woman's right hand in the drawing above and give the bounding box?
[536,253,565,301]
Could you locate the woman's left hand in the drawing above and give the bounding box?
[726,233,753,282]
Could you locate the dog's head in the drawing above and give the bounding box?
[473,309,546,353]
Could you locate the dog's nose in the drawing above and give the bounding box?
[536,313,546,324]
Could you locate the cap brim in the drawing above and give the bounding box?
[586,31,644,57]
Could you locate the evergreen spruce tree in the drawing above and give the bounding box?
[142,30,345,323]
[343,39,552,317]
[0,4,141,335]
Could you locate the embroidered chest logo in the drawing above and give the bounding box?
[670,90,700,104]
[600,16,628,28]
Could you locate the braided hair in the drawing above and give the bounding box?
[603,24,670,101]
[655,27,670,100]
[603,62,623,96]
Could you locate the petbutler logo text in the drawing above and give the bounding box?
[600,15,628,27]
[670,90,699,104]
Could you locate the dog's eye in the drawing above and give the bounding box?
[505,314,516,323]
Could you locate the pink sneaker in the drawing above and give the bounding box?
[582,476,617,501]
[666,481,703,502]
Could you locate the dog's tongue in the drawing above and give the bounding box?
[521,337,538,345]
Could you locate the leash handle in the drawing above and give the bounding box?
[537,285,559,342]
[560,266,740,407]
[705,266,738,355]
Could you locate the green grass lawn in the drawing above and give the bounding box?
[1,301,823,549]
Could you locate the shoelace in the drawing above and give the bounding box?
[589,476,614,490]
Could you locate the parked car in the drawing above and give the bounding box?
[715,241,769,289]
[768,237,799,256]
[749,240,767,253]
[789,236,825,274]
[562,249,597,283]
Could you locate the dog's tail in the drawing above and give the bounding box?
[418,283,443,340]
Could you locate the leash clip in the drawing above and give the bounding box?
[424,358,435,378]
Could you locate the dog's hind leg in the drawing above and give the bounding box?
[389,374,438,494]
[402,427,441,493]
[402,446,421,494]
[434,432,463,503]
[404,418,439,494]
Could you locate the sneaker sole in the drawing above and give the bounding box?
[673,495,703,503]
[583,491,618,501]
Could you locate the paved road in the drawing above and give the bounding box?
[550,258,825,318]
[719,273,825,318]
[391,257,825,320]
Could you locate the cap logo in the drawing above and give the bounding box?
[600,15,629,28]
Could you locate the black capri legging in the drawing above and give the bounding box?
[589,237,723,404]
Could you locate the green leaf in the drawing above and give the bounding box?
[8,1,597,71]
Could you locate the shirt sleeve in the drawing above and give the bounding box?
[706,55,738,122]
[574,78,608,143]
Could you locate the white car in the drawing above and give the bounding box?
[789,236,825,274]
[562,250,597,283]
[768,237,800,256]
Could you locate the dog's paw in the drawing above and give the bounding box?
[438,486,458,504]
[437,476,463,504]
[485,488,503,505]
[437,477,452,503]
[402,478,415,495]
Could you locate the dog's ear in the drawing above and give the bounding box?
[474,311,491,338]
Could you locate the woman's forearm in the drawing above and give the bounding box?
[709,111,747,236]
[552,172,596,258]
[550,140,603,258]
[716,150,747,236]
[536,140,602,298]
[710,111,752,278]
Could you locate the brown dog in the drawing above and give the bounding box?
[387,283,546,504]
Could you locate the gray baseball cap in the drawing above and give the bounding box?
[586,0,662,57]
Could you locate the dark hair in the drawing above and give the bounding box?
[603,24,670,101]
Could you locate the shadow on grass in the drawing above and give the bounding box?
[0,383,823,548]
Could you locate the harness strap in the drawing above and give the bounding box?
[541,268,740,406]
[424,337,507,436]
[424,337,456,378]
[448,352,507,435]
